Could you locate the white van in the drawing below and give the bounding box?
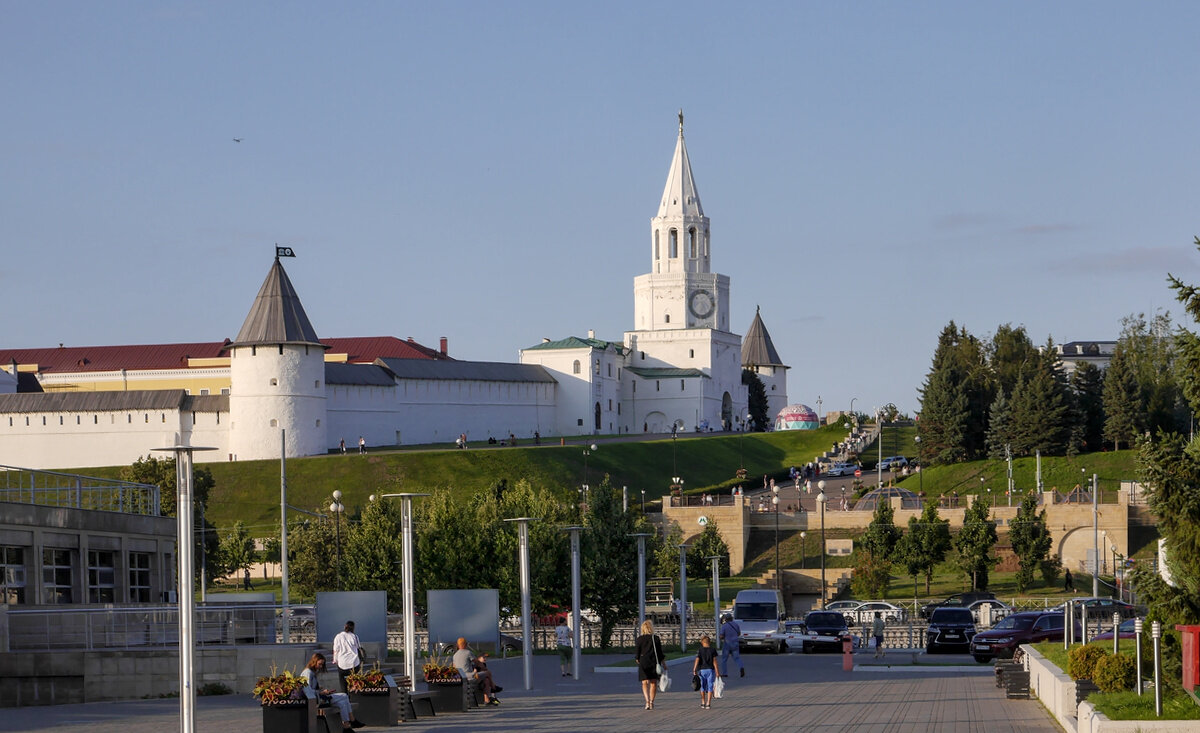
[733,588,787,653]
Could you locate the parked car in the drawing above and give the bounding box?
[1052,597,1143,622]
[920,591,996,620]
[386,609,425,631]
[826,462,861,477]
[824,600,864,615]
[1093,617,1139,641]
[797,611,853,653]
[925,607,977,654]
[439,632,522,655]
[966,599,1012,624]
[846,601,908,626]
[878,456,909,470]
[969,611,1076,663]
[281,605,316,631]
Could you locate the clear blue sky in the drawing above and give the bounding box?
[5,2,1200,418]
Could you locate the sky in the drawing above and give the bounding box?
[5,2,1200,418]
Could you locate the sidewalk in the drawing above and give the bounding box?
[5,651,1058,732]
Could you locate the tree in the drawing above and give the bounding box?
[1102,347,1142,450]
[850,551,893,599]
[1007,339,1074,456]
[988,323,1039,398]
[1070,362,1106,453]
[985,389,1013,460]
[954,498,998,590]
[496,479,573,613]
[859,500,900,560]
[219,520,256,578]
[742,369,769,432]
[650,523,684,579]
[1009,493,1052,593]
[287,518,337,599]
[895,503,952,594]
[1119,311,1184,436]
[121,455,220,584]
[582,479,640,648]
[687,522,730,578]
[918,322,992,464]
[342,495,405,606]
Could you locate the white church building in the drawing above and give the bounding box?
[0,117,788,469]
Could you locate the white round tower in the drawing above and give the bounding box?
[227,258,328,460]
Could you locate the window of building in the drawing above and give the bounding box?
[572,360,581,374]
[270,378,278,386]
[632,381,636,393]
[269,419,278,427]
[607,363,612,377]
[144,414,149,423]
[128,552,151,602]
[689,227,697,258]
[251,346,257,356]
[656,381,661,392]
[220,388,229,395]
[594,359,600,375]
[76,416,81,425]
[2,547,26,604]
[654,231,660,260]
[315,380,320,389]
[681,380,686,391]
[59,416,63,425]
[617,403,621,414]
[278,345,284,355]
[577,418,584,426]
[42,416,46,426]
[669,228,678,257]
[665,314,670,324]
[608,399,612,410]
[316,419,321,427]
[42,548,73,604]
[87,550,116,603]
[93,416,98,424]
[689,349,694,358]
[200,389,210,396]
[161,413,166,423]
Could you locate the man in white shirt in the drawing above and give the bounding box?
[332,620,362,692]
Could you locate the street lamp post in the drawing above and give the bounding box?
[914,436,922,494]
[629,533,652,628]
[677,543,689,652]
[799,530,807,569]
[504,517,540,690]
[816,483,828,609]
[1091,471,1099,597]
[640,489,646,514]
[563,525,584,679]
[707,555,723,649]
[330,490,345,590]
[370,492,429,683]
[771,486,780,590]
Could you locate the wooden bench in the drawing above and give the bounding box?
[394,676,436,721]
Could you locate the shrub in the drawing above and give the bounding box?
[198,682,232,696]
[1093,654,1137,693]
[1040,555,1062,586]
[1067,644,1110,681]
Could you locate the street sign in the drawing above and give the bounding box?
[854,469,862,478]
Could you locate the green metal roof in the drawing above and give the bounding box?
[625,367,709,379]
[524,336,626,354]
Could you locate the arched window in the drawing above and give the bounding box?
[689,349,694,358]
[654,231,660,260]
[573,360,581,374]
[669,229,678,258]
[594,359,601,375]
[270,419,278,427]
[689,228,697,258]
[665,314,670,324]
[270,378,278,386]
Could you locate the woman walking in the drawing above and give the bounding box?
[693,635,720,709]
[634,619,665,710]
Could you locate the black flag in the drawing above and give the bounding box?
[276,245,296,258]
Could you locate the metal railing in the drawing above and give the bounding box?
[0,464,160,516]
[6,604,276,651]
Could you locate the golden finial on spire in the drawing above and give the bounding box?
[678,108,684,134]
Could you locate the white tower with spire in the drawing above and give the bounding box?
[623,112,745,433]
[227,258,328,460]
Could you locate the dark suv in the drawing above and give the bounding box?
[925,607,976,654]
[920,591,996,620]
[969,611,1074,663]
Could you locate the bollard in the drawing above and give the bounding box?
[1152,621,1162,716]
[842,635,854,671]
[1065,603,1072,649]
[1134,618,1144,696]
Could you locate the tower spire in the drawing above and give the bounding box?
[678,108,684,135]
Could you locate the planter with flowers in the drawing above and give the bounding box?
[345,664,398,726]
[254,666,316,733]
[422,655,468,713]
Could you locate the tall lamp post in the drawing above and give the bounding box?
[640,489,646,514]
[504,517,540,690]
[800,531,807,569]
[1090,470,1099,597]
[151,444,216,733]
[330,490,345,590]
[629,533,652,628]
[677,543,689,652]
[563,525,584,679]
[771,485,780,590]
[914,435,922,494]
[370,492,428,683]
[816,482,828,609]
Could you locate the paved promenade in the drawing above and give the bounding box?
[6,651,1060,732]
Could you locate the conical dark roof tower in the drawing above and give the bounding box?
[228,258,325,349]
[741,306,784,367]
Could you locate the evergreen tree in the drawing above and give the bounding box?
[743,369,770,431]
[1119,311,1184,435]
[985,388,1012,460]
[954,498,999,590]
[1070,362,1106,453]
[918,322,992,464]
[1103,347,1142,450]
[1007,339,1074,456]
[650,523,684,581]
[1009,493,1052,593]
[988,323,1039,398]
[859,500,901,560]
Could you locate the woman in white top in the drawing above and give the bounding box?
[332,620,362,693]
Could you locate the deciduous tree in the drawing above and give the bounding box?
[954,498,998,590]
[1009,493,1052,593]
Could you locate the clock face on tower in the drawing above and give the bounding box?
[688,289,715,320]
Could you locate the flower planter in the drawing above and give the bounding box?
[261,698,317,733]
[348,688,398,726]
[424,679,468,713]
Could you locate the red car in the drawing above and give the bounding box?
[969,611,1077,663]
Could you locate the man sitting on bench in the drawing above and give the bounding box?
[300,653,366,729]
[452,637,503,706]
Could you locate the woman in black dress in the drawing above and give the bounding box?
[634,619,664,710]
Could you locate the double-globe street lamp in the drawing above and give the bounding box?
[329,490,345,590]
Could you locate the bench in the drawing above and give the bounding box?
[993,659,1030,699]
[394,676,436,721]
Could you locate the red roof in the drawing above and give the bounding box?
[0,336,450,374]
